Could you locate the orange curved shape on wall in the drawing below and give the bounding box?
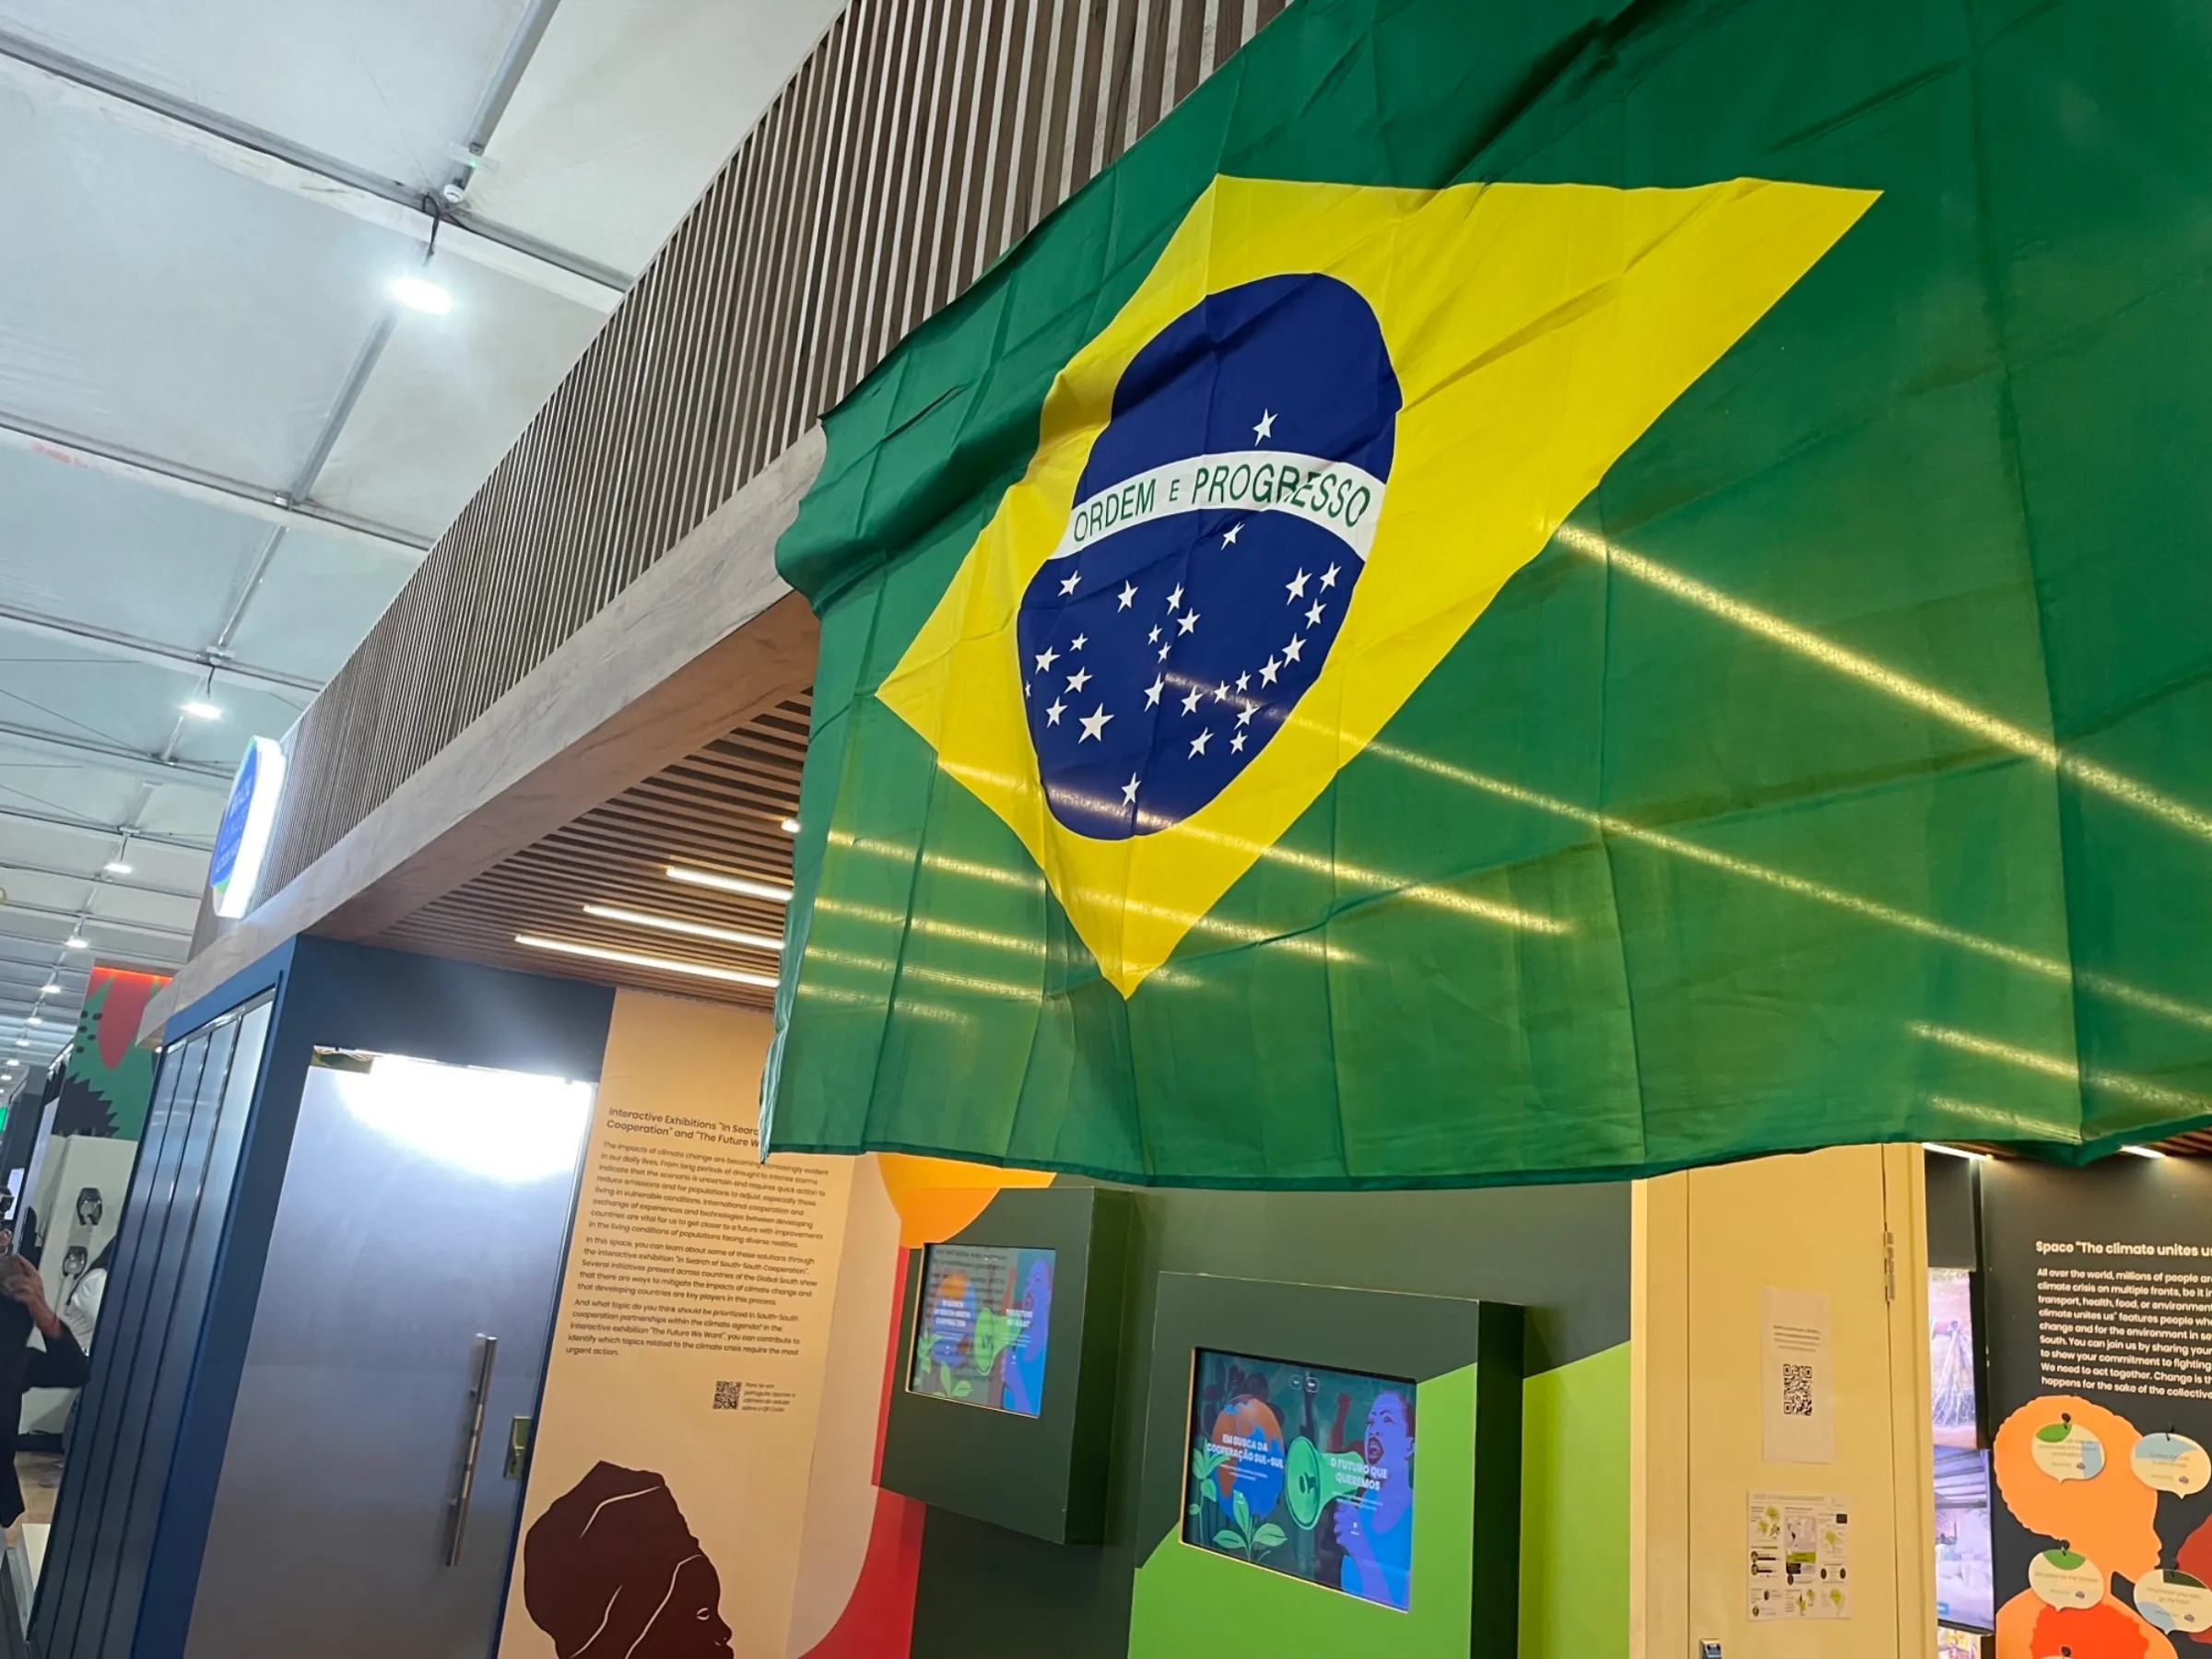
[1994,1394,2160,1583]
[1997,1588,2176,1659]
[877,1152,1053,1247]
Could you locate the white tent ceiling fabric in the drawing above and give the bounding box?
[0,0,846,1083]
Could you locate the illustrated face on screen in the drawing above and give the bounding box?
[75,1188,101,1228]
[1182,1350,1418,1611]
[907,1243,1056,1418]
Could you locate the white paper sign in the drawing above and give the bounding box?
[1760,1287,1835,1464]
[1748,1492,1851,1620]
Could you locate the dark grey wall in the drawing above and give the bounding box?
[908,1176,1631,1659]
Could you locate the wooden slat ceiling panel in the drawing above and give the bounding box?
[369,695,811,1008]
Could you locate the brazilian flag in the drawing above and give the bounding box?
[762,0,2212,1186]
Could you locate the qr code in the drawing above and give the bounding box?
[1781,1363,1814,1418]
[712,1381,744,1411]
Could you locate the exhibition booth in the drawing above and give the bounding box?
[31,0,2208,1655]
[38,956,2212,1659]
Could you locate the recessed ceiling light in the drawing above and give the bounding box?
[63,936,88,950]
[2124,1145,2168,1159]
[780,817,801,834]
[12,1040,26,1049]
[38,984,59,995]
[181,700,221,721]
[24,1017,39,1027]
[388,274,453,315]
[665,865,793,904]
[514,935,779,989]
[582,903,782,952]
[102,860,133,877]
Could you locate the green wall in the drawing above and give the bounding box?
[907,1180,1631,1658]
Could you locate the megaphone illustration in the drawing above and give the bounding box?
[1284,1437,1371,1530]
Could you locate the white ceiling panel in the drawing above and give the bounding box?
[311,248,604,537]
[465,0,846,276]
[0,649,279,762]
[0,867,90,913]
[0,0,532,190]
[0,79,414,487]
[224,527,421,684]
[0,446,271,645]
[0,752,156,830]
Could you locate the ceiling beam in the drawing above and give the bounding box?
[0,602,323,697]
[0,411,429,560]
[0,854,202,903]
[0,898,189,941]
[0,805,211,854]
[0,720,231,792]
[0,808,210,855]
[0,32,629,312]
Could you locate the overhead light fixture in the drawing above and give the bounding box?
[515,935,779,989]
[388,274,453,315]
[102,860,133,877]
[181,700,222,721]
[780,817,801,835]
[1922,1142,1987,1160]
[665,865,793,904]
[23,1017,39,1027]
[63,936,88,950]
[2124,1144,2168,1159]
[582,904,782,952]
[38,984,59,995]
[11,1040,25,1049]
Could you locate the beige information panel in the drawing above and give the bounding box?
[496,993,856,1659]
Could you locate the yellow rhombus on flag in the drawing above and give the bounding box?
[877,174,1876,997]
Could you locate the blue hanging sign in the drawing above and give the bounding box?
[208,735,287,920]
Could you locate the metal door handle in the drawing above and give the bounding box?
[443,1334,497,1567]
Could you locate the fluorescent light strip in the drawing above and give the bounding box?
[582,904,782,953]
[2124,1145,2168,1159]
[1557,525,2212,844]
[1922,1142,1987,1160]
[515,935,779,989]
[665,866,793,903]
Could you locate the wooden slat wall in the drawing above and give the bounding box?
[258,0,1291,899]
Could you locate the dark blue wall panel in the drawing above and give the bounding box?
[29,939,614,1659]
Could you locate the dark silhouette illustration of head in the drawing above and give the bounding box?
[74,1187,101,1227]
[523,1462,731,1658]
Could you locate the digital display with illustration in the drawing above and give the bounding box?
[907,1242,1055,1418]
[1932,1267,1980,1452]
[1181,1349,1416,1611]
[1936,1446,1995,1633]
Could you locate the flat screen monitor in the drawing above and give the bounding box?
[1931,1267,1979,1450]
[1182,1349,1417,1611]
[906,1241,1056,1418]
[1934,1445,1995,1633]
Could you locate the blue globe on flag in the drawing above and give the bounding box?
[1015,273,1402,840]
